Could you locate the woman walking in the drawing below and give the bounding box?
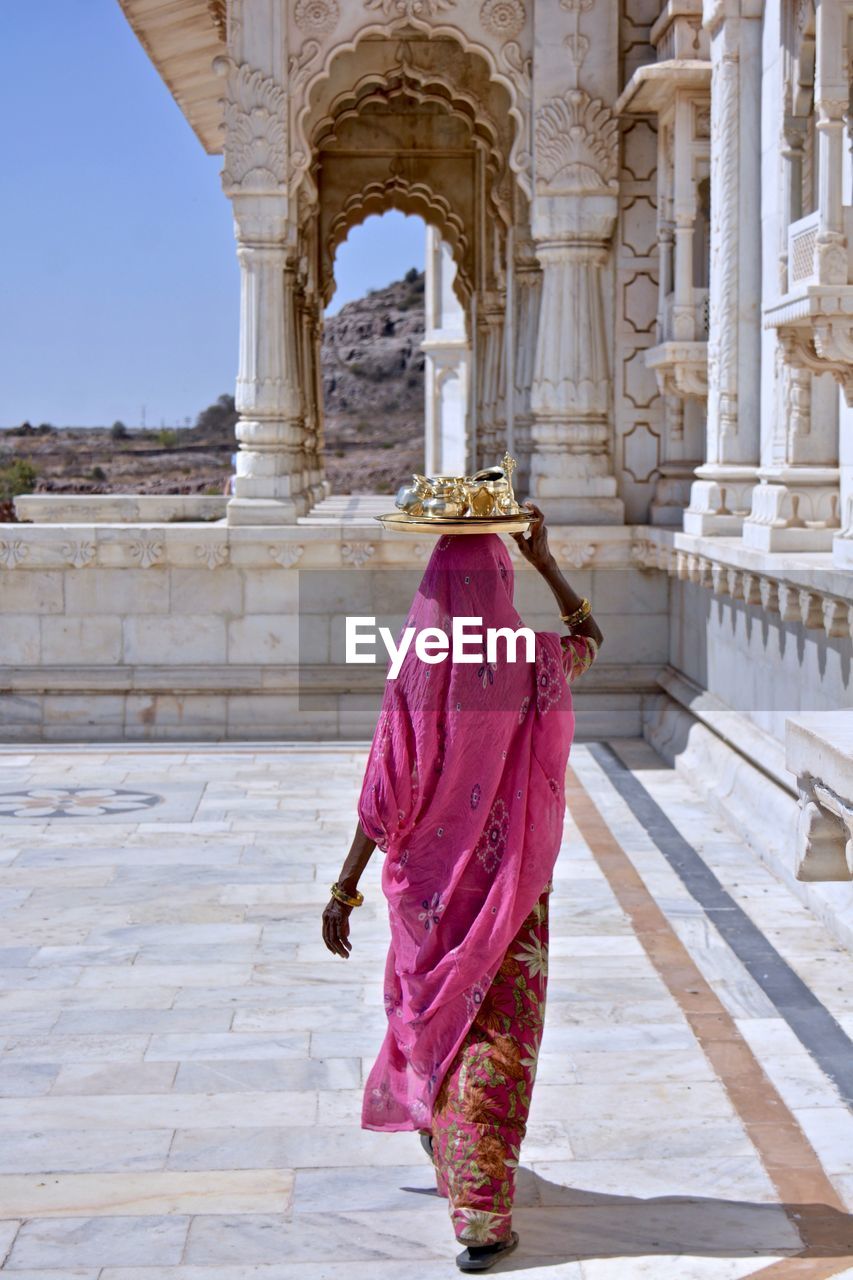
[322,503,602,1271]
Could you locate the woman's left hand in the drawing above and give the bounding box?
[322,897,353,959]
[512,501,553,572]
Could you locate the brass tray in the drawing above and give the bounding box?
[376,511,532,536]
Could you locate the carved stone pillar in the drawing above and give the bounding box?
[529,228,624,522]
[764,0,853,404]
[227,224,309,524]
[742,6,841,552]
[743,359,840,550]
[683,0,762,535]
[529,0,624,524]
[298,272,328,507]
[477,291,506,465]
[215,40,311,526]
[422,229,470,475]
[617,37,711,527]
[511,253,542,497]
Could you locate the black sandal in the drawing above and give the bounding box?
[456,1231,519,1272]
[418,1131,435,1163]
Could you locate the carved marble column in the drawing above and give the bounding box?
[617,28,711,527]
[511,250,542,497]
[227,213,309,524]
[527,0,624,523]
[528,75,624,523]
[298,266,329,507]
[683,0,762,535]
[743,1,843,550]
[477,291,506,465]
[215,36,311,525]
[529,227,624,521]
[423,228,470,474]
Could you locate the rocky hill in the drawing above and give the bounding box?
[322,268,425,493]
[0,270,426,506]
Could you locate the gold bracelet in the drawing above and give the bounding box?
[560,598,591,629]
[330,882,364,908]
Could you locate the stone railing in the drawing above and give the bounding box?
[632,529,853,641]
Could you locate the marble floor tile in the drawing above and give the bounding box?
[0,1091,314,1131]
[0,1063,59,1097]
[52,1008,235,1035]
[528,1155,777,1203]
[292,1163,445,1212]
[182,1209,455,1264]
[50,1061,178,1095]
[6,1214,189,1268]
[171,1056,362,1092]
[144,1031,309,1062]
[0,1170,292,1217]
[2,1034,151,1063]
[77,963,253,988]
[0,1128,174,1174]
[0,985,178,1012]
[232,1005,387,1034]
[791,1106,853,1175]
[0,1012,60,1036]
[168,1124,418,1171]
[0,1217,21,1258]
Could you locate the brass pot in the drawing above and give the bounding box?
[469,467,520,516]
[395,473,433,515]
[430,475,467,498]
[421,495,468,518]
[395,484,424,515]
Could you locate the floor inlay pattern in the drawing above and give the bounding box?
[0,742,850,1279]
[0,787,164,819]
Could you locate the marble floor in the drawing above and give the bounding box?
[0,741,851,1279]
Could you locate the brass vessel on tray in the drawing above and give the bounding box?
[377,453,530,535]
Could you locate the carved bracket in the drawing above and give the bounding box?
[646,341,709,401]
[214,58,288,195]
[778,329,853,406]
[534,89,618,195]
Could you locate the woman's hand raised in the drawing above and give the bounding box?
[322,896,353,959]
[512,501,554,573]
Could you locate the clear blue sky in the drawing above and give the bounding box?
[0,1,425,428]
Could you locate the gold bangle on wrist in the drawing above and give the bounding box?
[560,598,591,629]
[330,882,364,908]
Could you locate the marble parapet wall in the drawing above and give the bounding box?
[15,495,229,524]
[0,521,665,743]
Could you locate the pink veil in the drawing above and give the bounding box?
[358,533,575,1131]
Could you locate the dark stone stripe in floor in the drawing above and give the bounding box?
[588,741,853,1109]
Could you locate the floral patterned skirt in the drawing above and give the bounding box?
[426,882,550,1245]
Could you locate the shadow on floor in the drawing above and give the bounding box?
[403,1167,853,1267]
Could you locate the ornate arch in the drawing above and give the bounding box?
[312,62,506,185]
[321,176,471,308]
[309,56,512,241]
[288,15,530,202]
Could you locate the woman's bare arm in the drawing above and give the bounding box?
[538,557,604,647]
[321,820,377,959]
[512,502,604,647]
[337,822,377,897]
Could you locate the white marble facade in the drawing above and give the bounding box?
[1,0,852,904]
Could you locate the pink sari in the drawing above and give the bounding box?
[358,533,576,1132]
